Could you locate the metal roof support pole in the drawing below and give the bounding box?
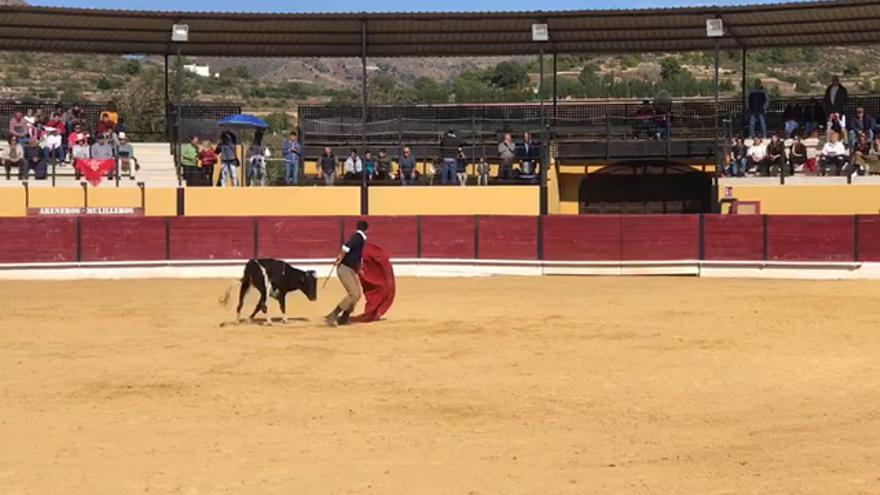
[712,36,721,213]
[175,43,183,186]
[741,46,747,137]
[552,51,558,127]
[164,54,170,151]
[360,18,369,215]
[539,47,548,216]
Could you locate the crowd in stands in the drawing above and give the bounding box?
[180,127,541,187]
[1,105,136,180]
[728,75,880,177]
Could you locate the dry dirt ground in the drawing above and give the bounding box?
[2,276,880,494]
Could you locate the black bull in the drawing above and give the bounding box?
[229,258,318,323]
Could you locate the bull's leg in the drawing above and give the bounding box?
[236,278,251,323]
[250,274,269,323]
[279,292,288,324]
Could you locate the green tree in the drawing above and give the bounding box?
[121,60,141,76]
[96,77,113,90]
[843,59,860,77]
[489,61,529,90]
[265,112,291,132]
[118,68,165,140]
[660,57,682,81]
[411,77,448,103]
[60,81,83,102]
[795,76,813,94]
[802,47,819,63]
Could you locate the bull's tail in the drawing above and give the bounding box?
[218,277,246,306]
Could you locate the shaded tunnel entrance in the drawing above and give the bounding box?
[579,162,712,214]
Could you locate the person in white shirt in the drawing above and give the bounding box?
[746,137,769,176]
[343,148,362,180]
[820,132,848,176]
[41,126,64,165]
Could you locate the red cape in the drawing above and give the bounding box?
[351,243,396,323]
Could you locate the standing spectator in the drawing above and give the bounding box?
[318,147,337,186]
[823,75,849,117]
[181,136,201,186]
[1,136,24,180]
[117,133,139,179]
[439,129,460,185]
[497,133,516,180]
[747,137,769,176]
[343,148,362,180]
[398,146,417,186]
[634,100,656,138]
[729,137,748,177]
[789,136,808,173]
[819,132,848,176]
[747,79,769,139]
[455,149,468,186]
[198,140,217,186]
[376,148,392,180]
[849,107,875,147]
[9,111,29,144]
[518,132,539,175]
[766,134,787,176]
[363,150,377,182]
[247,130,269,187]
[782,103,802,138]
[216,130,240,187]
[476,156,490,186]
[281,131,301,186]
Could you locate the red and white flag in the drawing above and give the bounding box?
[74,158,115,186]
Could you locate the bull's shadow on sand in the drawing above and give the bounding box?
[219,317,310,328]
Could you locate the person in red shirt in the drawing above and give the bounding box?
[95,112,117,135]
[198,140,219,186]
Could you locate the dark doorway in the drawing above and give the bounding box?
[579,162,712,214]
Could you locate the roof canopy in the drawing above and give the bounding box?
[1,0,879,57]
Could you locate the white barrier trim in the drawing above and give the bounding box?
[0,258,875,280]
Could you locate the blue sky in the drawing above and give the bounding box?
[30,0,803,13]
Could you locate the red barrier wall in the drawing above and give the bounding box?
[169,217,254,260]
[420,216,476,258]
[858,215,880,262]
[542,215,621,261]
[0,217,77,263]
[620,215,700,260]
[343,216,418,258]
[766,215,855,262]
[704,215,764,261]
[257,217,340,259]
[81,217,166,262]
[478,216,538,260]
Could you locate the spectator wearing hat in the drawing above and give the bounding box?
[45,112,67,162]
[216,130,240,187]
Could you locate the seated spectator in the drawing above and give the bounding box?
[456,148,468,186]
[45,112,67,161]
[68,124,90,160]
[789,136,809,173]
[22,140,46,180]
[803,98,824,137]
[116,132,139,179]
[9,111,29,145]
[96,112,117,135]
[782,103,802,138]
[363,150,377,181]
[41,126,64,166]
[633,100,656,138]
[819,132,848,176]
[855,135,880,175]
[827,112,847,143]
[1,136,24,180]
[729,137,748,177]
[849,107,876,149]
[198,140,218,186]
[766,134,787,176]
[851,132,873,175]
[518,132,540,175]
[653,106,670,140]
[247,131,269,187]
[747,137,769,176]
[397,146,418,186]
[497,133,516,180]
[344,148,362,180]
[476,156,490,186]
[318,147,337,186]
[376,148,392,180]
[90,134,114,160]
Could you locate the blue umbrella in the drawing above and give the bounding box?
[218,114,269,129]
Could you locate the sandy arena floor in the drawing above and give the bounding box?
[2,276,880,494]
